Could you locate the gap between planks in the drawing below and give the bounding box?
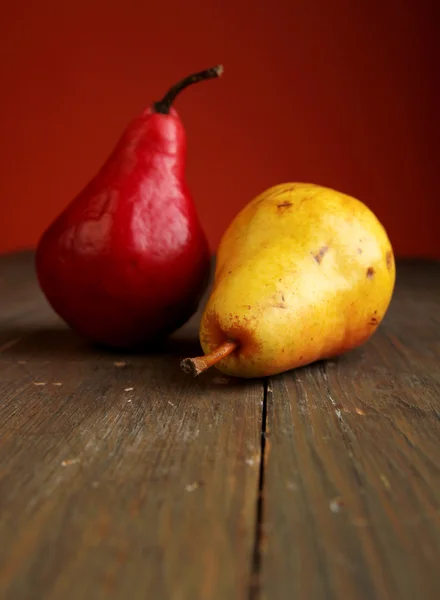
[248,378,270,599]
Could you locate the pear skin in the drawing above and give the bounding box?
[182,183,395,379]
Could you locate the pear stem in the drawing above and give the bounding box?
[180,340,238,377]
[153,65,224,114]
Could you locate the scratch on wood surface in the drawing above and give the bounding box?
[286,481,299,491]
[380,474,391,491]
[329,496,344,513]
[185,482,202,492]
[61,458,80,467]
[0,338,23,353]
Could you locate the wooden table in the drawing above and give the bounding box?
[0,252,439,600]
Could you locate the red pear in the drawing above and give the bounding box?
[36,66,223,348]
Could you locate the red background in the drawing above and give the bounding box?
[0,0,438,257]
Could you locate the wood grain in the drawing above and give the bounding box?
[260,261,440,600]
[0,252,263,600]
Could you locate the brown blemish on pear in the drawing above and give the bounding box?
[366,267,375,279]
[277,201,293,212]
[386,251,393,270]
[267,185,297,204]
[270,292,287,309]
[313,246,329,264]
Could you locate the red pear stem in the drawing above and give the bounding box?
[153,64,224,114]
[180,340,238,377]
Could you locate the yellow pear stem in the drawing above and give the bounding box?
[180,340,238,377]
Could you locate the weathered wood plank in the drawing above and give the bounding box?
[261,261,440,600]
[2,253,440,599]
[0,252,264,600]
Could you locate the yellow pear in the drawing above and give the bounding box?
[181,183,395,378]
